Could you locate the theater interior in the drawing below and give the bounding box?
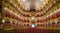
[0,0,60,33]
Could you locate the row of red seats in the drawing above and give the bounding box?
[10,28,60,33]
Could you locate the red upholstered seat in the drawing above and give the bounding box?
[10,28,60,33]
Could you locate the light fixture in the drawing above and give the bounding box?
[18,0,21,2]
[31,24,35,28]
[10,21,12,23]
[22,0,25,2]
[15,22,17,25]
[2,20,5,23]
[31,16,35,20]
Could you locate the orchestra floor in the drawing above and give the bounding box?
[1,28,60,33]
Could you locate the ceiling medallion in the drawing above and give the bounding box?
[19,0,50,18]
[20,0,44,12]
